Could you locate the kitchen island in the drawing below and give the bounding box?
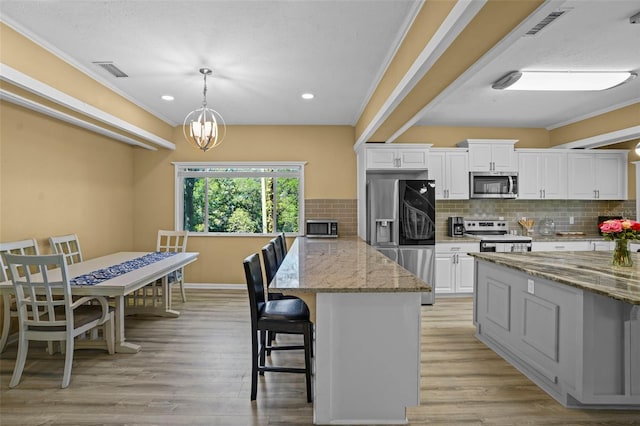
[471,250,639,409]
[271,236,431,425]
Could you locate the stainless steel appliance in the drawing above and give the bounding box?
[469,172,518,199]
[367,177,436,304]
[447,216,465,237]
[464,218,532,252]
[306,219,338,238]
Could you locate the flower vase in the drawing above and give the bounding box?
[612,239,633,267]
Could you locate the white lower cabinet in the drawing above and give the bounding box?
[590,240,614,251]
[435,242,479,294]
[532,241,590,252]
[532,240,613,252]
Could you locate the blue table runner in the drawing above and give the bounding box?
[71,252,178,286]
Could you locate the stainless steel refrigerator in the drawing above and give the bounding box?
[366,177,436,304]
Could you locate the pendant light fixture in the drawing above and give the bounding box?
[183,68,226,152]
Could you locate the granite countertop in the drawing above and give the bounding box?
[530,233,604,241]
[437,236,480,243]
[469,251,640,305]
[270,236,431,293]
[436,234,611,243]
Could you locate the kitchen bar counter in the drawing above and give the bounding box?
[270,236,427,425]
[469,251,640,304]
[271,236,431,293]
[472,251,640,409]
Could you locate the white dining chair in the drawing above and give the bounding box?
[4,253,114,388]
[0,239,40,353]
[49,234,83,264]
[126,230,189,316]
[157,230,189,302]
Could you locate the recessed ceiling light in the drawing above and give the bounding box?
[301,93,315,100]
[492,71,637,91]
[161,95,174,101]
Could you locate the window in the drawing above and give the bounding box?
[174,162,305,235]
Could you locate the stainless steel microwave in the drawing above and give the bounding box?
[469,172,518,199]
[306,219,338,238]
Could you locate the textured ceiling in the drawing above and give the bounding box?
[1,0,639,133]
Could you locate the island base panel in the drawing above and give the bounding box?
[474,260,640,410]
[313,292,421,425]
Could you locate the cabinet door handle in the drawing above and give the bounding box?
[543,189,546,199]
[539,189,543,199]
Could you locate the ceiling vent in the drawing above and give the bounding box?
[525,9,569,36]
[93,61,128,78]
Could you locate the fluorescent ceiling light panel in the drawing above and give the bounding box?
[492,71,636,91]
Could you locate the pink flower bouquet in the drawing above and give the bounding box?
[599,219,640,241]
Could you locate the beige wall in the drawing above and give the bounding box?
[0,102,135,257]
[549,103,640,146]
[1,17,637,290]
[132,125,356,285]
[396,126,551,147]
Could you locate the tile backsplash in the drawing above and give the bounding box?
[305,199,357,236]
[304,198,637,239]
[436,199,637,238]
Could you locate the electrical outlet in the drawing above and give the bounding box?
[527,279,535,294]
[569,216,574,225]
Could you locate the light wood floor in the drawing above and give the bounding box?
[0,291,638,425]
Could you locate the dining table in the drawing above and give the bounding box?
[0,251,199,353]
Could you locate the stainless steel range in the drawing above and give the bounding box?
[463,219,532,252]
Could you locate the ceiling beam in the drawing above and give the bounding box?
[553,125,640,149]
[354,0,486,150]
[0,89,157,150]
[365,0,546,144]
[0,63,175,150]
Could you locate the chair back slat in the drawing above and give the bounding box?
[49,234,83,265]
[279,232,288,253]
[261,242,279,285]
[0,239,40,282]
[4,254,72,328]
[271,237,284,268]
[243,254,266,325]
[157,230,188,253]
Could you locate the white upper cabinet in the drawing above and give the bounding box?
[365,144,430,170]
[567,151,628,200]
[517,150,568,200]
[459,139,518,172]
[428,149,469,200]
